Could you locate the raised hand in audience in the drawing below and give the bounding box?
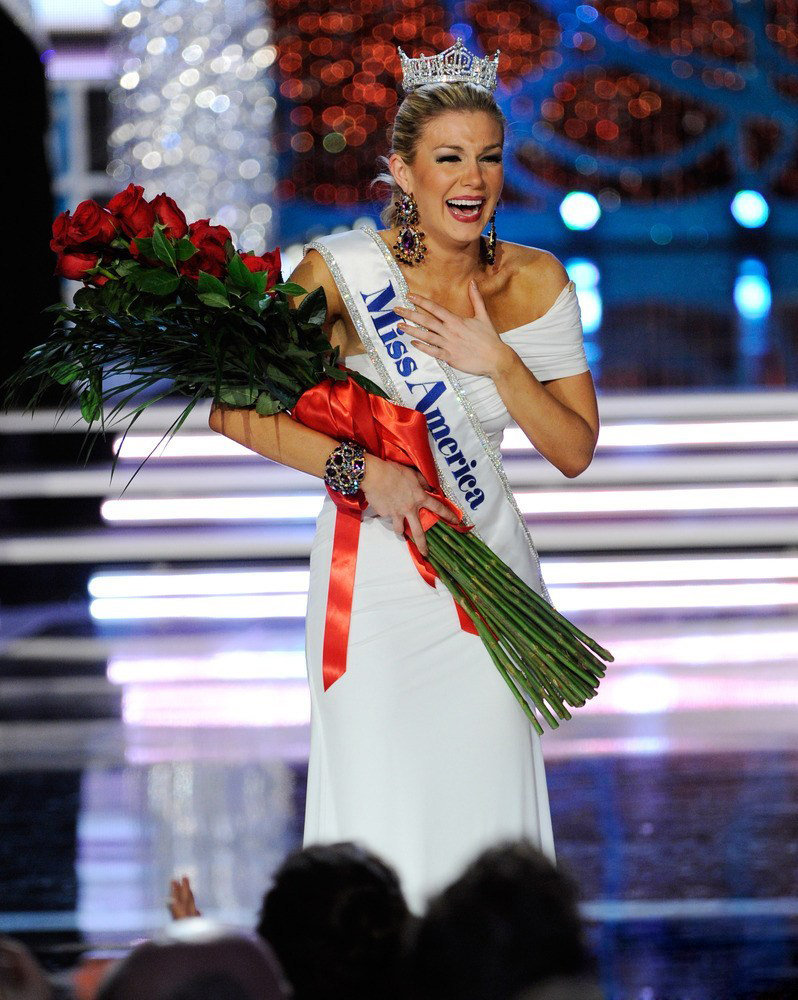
[167,875,201,920]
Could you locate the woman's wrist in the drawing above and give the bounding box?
[487,342,520,383]
[360,452,383,492]
[324,440,367,495]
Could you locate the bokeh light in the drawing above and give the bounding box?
[731,190,770,228]
[559,191,601,230]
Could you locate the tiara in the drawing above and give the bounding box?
[398,37,500,94]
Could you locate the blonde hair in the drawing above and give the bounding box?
[372,82,507,227]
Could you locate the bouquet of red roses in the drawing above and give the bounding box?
[2,186,612,733]
[5,183,384,448]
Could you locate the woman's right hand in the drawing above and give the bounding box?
[360,455,458,557]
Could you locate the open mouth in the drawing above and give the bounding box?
[445,198,486,223]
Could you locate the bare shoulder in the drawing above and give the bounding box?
[498,241,571,297]
[286,246,344,323]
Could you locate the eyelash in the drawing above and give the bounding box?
[436,155,503,163]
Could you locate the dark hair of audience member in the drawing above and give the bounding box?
[257,842,412,1000]
[410,840,597,1000]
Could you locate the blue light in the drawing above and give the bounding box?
[730,190,769,228]
[450,23,473,40]
[565,258,602,344]
[577,288,603,335]
[576,4,599,21]
[565,258,600,288]
[559,191,601,231]
[734,274,771,320]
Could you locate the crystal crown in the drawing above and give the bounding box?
[398,37,500,94]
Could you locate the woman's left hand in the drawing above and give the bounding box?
[395,281,514,379]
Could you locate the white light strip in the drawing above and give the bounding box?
[113,419,798,462]
[106,629,798,687]
[100,496,323,522]
[89,581,798,620]
[99,485,798,524]
[607,630,798,666]
[114,434,252,460]
[581,673,798,715]
[89,570,310,598]
[90,595,308,620]
[107,651,307,684]
[118,668,797,727]
[122,683,311,728]
[517,485,798,515]
[87,556,798,602]
[544,555,798,585]
[505,419,798,451]
[554,581,798,612]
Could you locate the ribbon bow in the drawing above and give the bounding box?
[292,373,477,690]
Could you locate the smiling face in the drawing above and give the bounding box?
[389,109,504,249]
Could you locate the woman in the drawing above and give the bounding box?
[210,42,599,912]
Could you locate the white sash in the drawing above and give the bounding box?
[304,227,550,602]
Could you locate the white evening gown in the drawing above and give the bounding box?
[302,280,589,913]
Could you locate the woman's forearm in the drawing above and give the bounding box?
[208,403,341,479]
[489,346,596,478]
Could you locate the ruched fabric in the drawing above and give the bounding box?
[302,276,589,913]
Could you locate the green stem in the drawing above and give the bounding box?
[439,550,577,719]
[435,521,614,662]
[426,529,595,709]
[434,561,546,734]
[428,537,562,730]
[430,524,606,684]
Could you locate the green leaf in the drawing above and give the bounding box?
[266,365,299,390]
[72,287,98,311]
[243,291,263,312]
[152,223,177,267]
[79,387,101,423]
[176,238,198,261]
[255,391,284,415]
[198,292,230,309]
[133,236,155,258]
[296,285,327,327]
[197,271,228,299]
[116,259,143,277]
[272,281,306,296]
[250,270,269,295]
[218,385,258,407]
[49,362,81,385]
[228,253,259,292]
[131,270,181,295]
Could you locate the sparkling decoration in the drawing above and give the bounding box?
[108,0,277,254]
[323,440,367,496]
[398,37,500,93]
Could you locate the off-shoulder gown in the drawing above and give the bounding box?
[302,257,590,912]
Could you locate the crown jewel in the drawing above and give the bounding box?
[398,37,500,94]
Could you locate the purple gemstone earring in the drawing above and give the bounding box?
[392,191,427,266]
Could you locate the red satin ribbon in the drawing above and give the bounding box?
[292,372,477,690]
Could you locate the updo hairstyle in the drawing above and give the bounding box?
[372,81,507,227]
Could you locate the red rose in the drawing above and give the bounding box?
[54,250,108,286]
[50,201,118,253]
[107,183,156,239]
[240,248,282,289]
[151,193,188,239]
[180,218,232,279]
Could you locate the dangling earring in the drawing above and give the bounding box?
[392,191,427,266]
[485,210,497,266]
